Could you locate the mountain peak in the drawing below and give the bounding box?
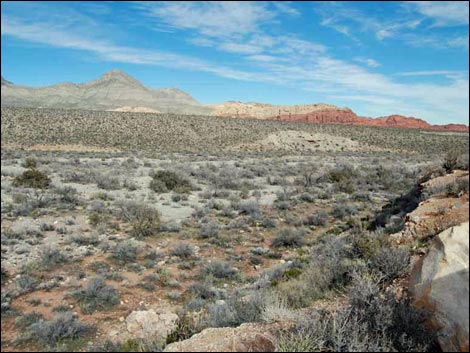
[96,69,143,86]
[1,76,12,85]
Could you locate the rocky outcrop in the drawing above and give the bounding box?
[409,222,469,352]
[164,323,279,352]
[208,101,349,120]
[125,308,179,342]
[278,108,360,124]
[391,171,469,244]
[107,106,161,113]
[210,102,469,132]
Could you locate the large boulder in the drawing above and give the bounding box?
[126,308,179,343]
[409,222,469,352]
[164,323,278,352]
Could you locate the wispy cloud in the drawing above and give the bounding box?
[316,2,423,42]
[406,1,469,27]
[135,1,275,37]
[405,33,469,50]
[354,57,380,68]
[396,70,468,77]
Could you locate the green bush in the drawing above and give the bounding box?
[150,170,191,193]
[13,168,51,189]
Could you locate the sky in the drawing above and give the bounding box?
[1,1,469,125]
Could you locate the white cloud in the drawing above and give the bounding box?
[405,34,469,50]
[271,2,300,17]
[136,1,275,37]
[354,57,381,68]
[407,1,469,26]
[397,70,467,77]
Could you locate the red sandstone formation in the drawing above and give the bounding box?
[277,111,468,132]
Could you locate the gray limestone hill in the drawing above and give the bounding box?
[0,70,212,115]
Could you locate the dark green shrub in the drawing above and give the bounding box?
[13,168,51,189]
[150,170,191,193]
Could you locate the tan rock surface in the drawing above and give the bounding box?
[409,222,469,352]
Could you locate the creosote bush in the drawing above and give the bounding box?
[13,168,51,189]
[150,170,191,193]
[118,202,160,238]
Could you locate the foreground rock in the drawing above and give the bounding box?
[391,171,469,244]
[126,308,179,343]
[164,323,280,352]
[409,222,469,352]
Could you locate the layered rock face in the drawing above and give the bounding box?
[409,222,469,352]
[278,108,360,124]
[207,101,350,120]
[210,102,469,132]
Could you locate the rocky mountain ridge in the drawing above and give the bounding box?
[1,70,212,115]
[2,70,468,131]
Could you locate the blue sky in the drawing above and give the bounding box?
[1,1,469,124]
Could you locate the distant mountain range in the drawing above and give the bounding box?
[1,70,468,131]
[0,70,211,115]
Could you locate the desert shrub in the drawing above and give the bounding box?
[71,276,119,314]
[446,177,469,197]
[149,178,168,193]
[332,203,357,220]
[1,268,8,285]
[29,312,94,345]
[95,174,120,190]
[160,221,182,233]
[262,291,298,323]
[40,246,68,269]
[237,200,261,216]
[205,291,264,328]
[443,149,461,172]
[39,223,55,232]
[299,192,315,202]
[69,233,100,246]
[188,279,220,300]
[170,243,195,259]
[305,211,328,227]
[111,241,138,263]
[372,247,410,281]
[200,222,220,238]
[347,274,435,351]
[118,202,160,238]
[15,311,43,328]
[13,168,51,189]
[271,228,306,248]
[22,157,38,168]
[150,170,191,193]
[276,276,435,352]
[54,186,79,205]
[16,274,38,293]
[203,261,237,279]
[261,217,277,228]
[325,165,357,193]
